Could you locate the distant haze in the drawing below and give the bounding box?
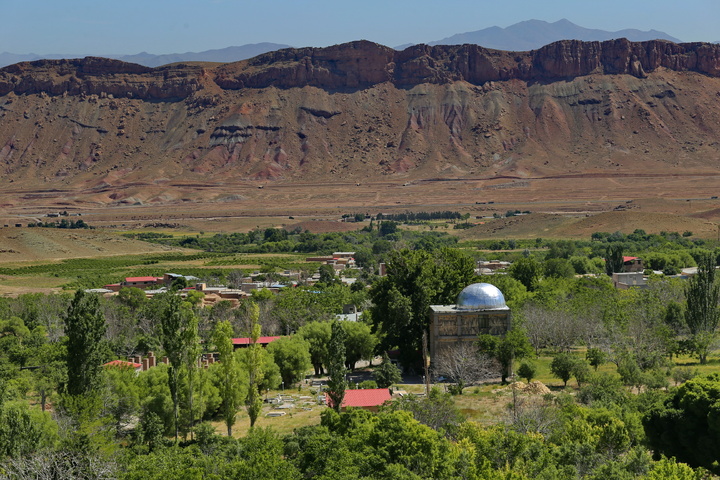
[0,43,291,69]
[0,19,684,69]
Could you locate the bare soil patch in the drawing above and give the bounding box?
[0,228,182,264]
[284,220,364,234]
[459,210,717,240]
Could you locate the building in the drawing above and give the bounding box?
[122,276,163,288]
[612,272,647,289]
[622,256,645,272]
[429,283,511,359]
[325,388,392,412]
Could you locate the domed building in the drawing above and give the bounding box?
[429,283,511,358]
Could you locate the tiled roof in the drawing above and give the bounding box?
[103,360,142,368]
[124,276,159,283]
[326,388,392,408]
[623,256,639,262]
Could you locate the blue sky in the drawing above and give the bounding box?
[3,0,718,55]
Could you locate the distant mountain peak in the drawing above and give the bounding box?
[426,19,681,51]
[0,42,292,69]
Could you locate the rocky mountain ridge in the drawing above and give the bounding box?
[2,39,719,98]
[1,39,720,209]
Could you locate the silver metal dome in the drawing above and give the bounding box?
[456,283,508,310]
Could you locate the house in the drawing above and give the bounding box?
[325,388,392,412]
[612,272,647,289]
[122,276,162,288]
[232,336,282,349]
[622,256,645,273]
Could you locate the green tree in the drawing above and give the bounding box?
[374,352,402,388]
[605,244,624,276]
[550,353,575,387]
[342,321,378,371]
[477,329,532,383]
[267,336,311,387]
[101,364,141,431]
[0,401,58,458]
[182,305,201,439]
[246,303,264,428]
[297,321,331,376]
[586,348,606,371]
[212,320,244,436]
[644,373,720,472]
[158,293,197,441]
[509,257,543,291]
[117,287,147,311]
[517,362,537,383]
[326,321,347,412]
[370,248,476,368]
[317,264,338,286]
[64,290,107,397]
[544,258,575,279]
[237,346,281,395]
[684,253,720,364]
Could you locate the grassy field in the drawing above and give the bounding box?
[0,251,311,293]
[215,350,720,439]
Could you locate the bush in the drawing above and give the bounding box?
[586,348,606,370]
[672,367,698,386]
[550,354,575,387]
[517,362,537,383]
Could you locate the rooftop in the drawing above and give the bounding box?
[103,360,142,369]
[124,276,159,283]
[456,283,508,311]
[326,388,392,409]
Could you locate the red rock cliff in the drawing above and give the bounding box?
[1,39,719,99]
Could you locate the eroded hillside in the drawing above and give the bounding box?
[1,40,720,210]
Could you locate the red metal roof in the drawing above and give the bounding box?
[326,388,392,408]
[124,276,159,283]
[232,336,282,346]
[623,256,639,262]
[103,360,142,368]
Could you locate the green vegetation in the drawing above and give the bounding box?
[28,218,92,229]
[3,223,720,476]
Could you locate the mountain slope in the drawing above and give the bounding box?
[1,39,720,210]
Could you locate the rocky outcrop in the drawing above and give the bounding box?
[1,39,719,99]
[0,57,205,100]
[215,39,720,89]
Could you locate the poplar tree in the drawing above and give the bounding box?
[605,244,625,276]
[685,253,720,364]
[64,290,106,397]
[212,320,243,436]
[326,321,347,412]
[246,302,264,428]
[159,293,197,442]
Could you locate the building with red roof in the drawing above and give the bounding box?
[122,276,163,288]
[325,388,392,412]
[622,256,644,272]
